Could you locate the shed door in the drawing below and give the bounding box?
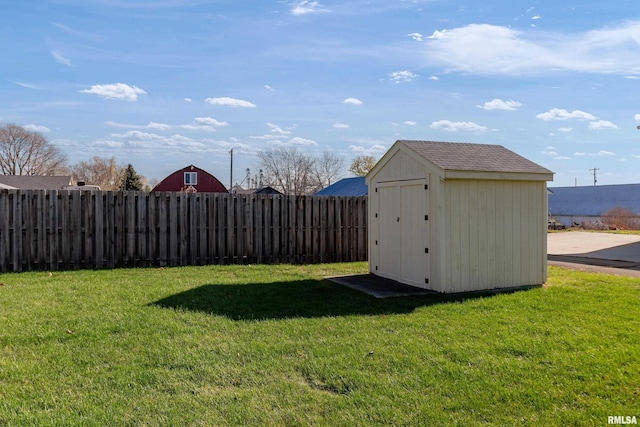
[378,185,400,278]
[376,178,429,288]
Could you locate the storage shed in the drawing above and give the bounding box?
[366,140,554,293]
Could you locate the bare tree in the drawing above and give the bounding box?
[312,151,344,191]
[70,156,125,190]
[257,147,316,195]
[0,123,68,175]
[349,155,377,177]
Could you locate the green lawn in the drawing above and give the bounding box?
[0,263,638,426]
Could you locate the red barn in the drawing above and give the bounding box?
[152,165,228,193]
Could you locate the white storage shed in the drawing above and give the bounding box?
[366,140,554,293]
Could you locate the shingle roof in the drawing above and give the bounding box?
[549,184,640,216]
[314,177,368,196]
[397,140,553,175]
[0,175,73,190]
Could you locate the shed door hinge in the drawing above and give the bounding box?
[375,187,378,192]
[375,213,378,218]
[424,215,428,221]
[424,184,428,190]
[425,278,429,284]
[375,266,378,271]
[425,247,429,253]
[375,240,378,245]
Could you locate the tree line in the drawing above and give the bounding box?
[0,123,377,194]
[0,123,151,191]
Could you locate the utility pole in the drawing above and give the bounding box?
[229,148,234,193]
[589,167,599,186]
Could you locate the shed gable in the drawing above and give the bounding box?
[369,149,427,183]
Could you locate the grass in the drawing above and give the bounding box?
[0,263,638,426]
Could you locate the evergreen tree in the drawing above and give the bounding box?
[119,164,144,191]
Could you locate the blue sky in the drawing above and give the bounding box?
[3,0,640,187]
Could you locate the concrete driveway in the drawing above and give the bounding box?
[548,231,640,275]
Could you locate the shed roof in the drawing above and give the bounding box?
[398,140,553,175]
[314,177,368,196]
[548,184,640,216]
[0,175,73,190]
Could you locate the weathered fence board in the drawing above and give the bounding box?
[0,190,367,272]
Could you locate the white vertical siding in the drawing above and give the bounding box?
[443,179,547,292]
[399,181,429,287]
[374,150,425,182]
[378,185,400,280]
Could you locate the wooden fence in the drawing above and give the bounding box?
[0,190,368,272]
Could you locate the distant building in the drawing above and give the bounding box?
[548,184,640,227]
[230,184,282,195]
[253,186,282,195]
[314,177,368,196]
[0,175,74,190]
[152,165,228,193]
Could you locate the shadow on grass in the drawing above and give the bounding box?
[151,278,527,321]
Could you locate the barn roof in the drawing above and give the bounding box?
[548,184,640,216]
[398,140,553,175]
[0,175,73,190]
[314,177,368,196]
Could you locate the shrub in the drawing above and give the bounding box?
[601,206,639,230]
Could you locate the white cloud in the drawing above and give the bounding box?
[14,81,42,89]
[536,108,597,121]
[348,144,387,154]
[554,156,572,160]
[423,21,640,75]
[23,124,51,133]
[403,121,417,126]
[408,32,424,42]
[428,75,439,81]
[430,120,493,132]
[81,83,147,101]
[51,51,71,66]
[575,150,616,156]
[288,136,317,146]
[389,70,419,83]
[290,1,329,16]
[184,98,192,102]
[205,97,256,108]
[532,15,542,20]
[94,139,124,148]
[265,85,275,91]
[267,123,292,135]
[558,127,573,132]
[478,99,522,111]
[111,131,163,140]
[147,122,172,131]
[343,97,363,105]
[194,117,229,128]
[635,113,640,121]
[333,122,350,129]
[105,121,170,130]
[589,120,618,130]
[542,150,558,156]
